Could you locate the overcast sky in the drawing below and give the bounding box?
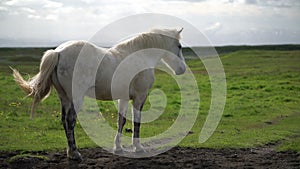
[0,0,299,46]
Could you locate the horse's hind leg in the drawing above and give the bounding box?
[58,93,82,161]
[114,99,129,153]
[61,101,82,161]
[53,71,82,161]
[132,95,147,153]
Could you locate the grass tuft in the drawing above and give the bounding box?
[8,154,49,163]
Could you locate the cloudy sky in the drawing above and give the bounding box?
[0,0,299,46]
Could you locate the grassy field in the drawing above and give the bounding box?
[0,47,299,153]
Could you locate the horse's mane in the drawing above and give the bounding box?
[110,28,180,56]
[149,28,181,40]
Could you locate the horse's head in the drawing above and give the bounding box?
[151,28,186,75]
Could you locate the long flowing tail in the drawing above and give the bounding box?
[11,50,59,119]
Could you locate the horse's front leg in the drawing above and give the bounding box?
[132,96,147,153]
[114,99,129,153]
[62,103,82,161]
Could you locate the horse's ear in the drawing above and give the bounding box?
[178,28,183,34]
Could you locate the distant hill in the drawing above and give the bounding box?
[0,38,66,48]
[183,44,300,58]
[1,45,300,61]
[214,44,300,55]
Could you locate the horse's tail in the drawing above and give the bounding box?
[11,50,59,119]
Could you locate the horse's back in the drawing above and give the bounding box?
[55,40,103,57]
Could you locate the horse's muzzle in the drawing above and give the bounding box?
[175,63,186,75]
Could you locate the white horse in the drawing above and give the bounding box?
[12,28,186,161]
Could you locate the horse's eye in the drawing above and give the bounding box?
[178,44,182,49]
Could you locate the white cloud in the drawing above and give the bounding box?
[45,14,58,20]
[43,1,63,8]
[0,6,8,11]
[257,0,300,8]
[5,0,20,6]
[205,22,222,31]
[28,14,41,19]
[5,0,41,7]
[21,7,36,13]
[80,0,96,4]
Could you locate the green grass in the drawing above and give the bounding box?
[0,48,299,152]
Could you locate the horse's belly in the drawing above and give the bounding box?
[93,85,133,100]
[83,83,113,100]
[93,69,132,100]
[91,67,155,101]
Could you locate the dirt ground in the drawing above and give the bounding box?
[1,144,299,169]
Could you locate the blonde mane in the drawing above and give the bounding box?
[111,28,180,57]
[149,28,181,40]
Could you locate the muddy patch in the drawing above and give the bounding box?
[1,146,299,169]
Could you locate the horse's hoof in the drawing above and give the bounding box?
[67,149,82,162]
[134,147,147,154]
[113,147,124,155]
